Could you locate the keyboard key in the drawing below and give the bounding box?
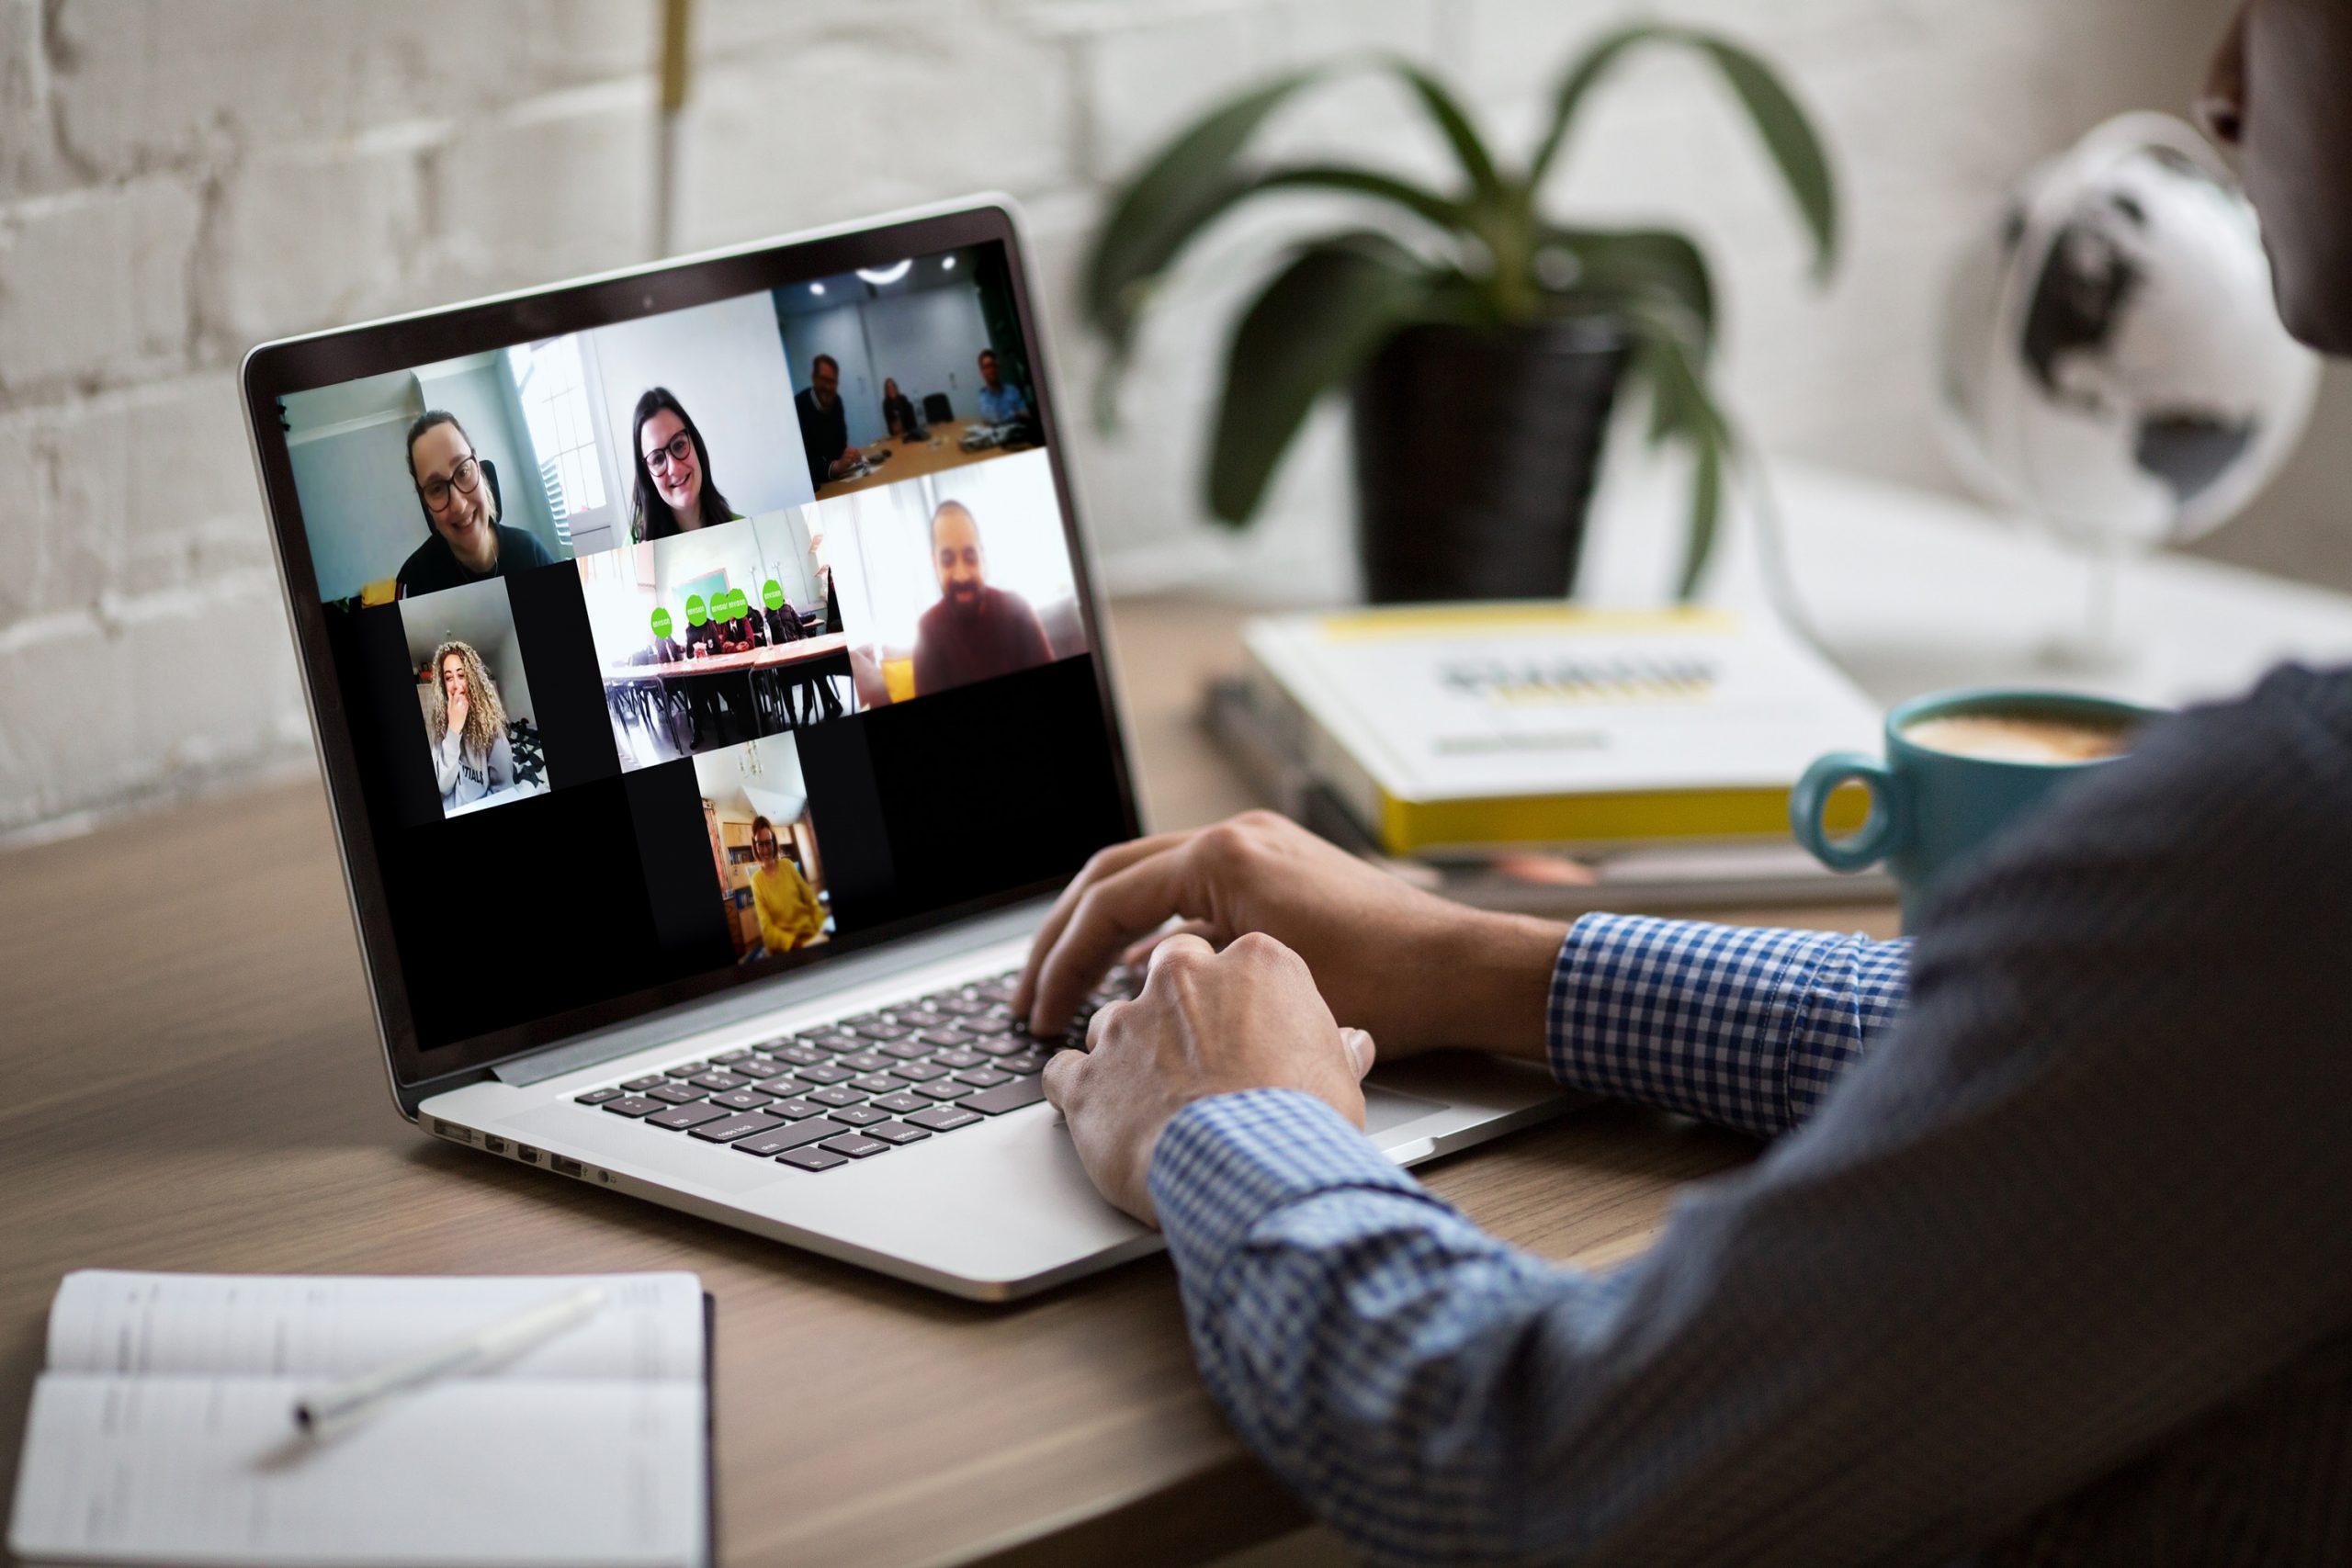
[915,1029,969,1050]
[932,1049,985,1070]
[848,1074,903,1095]
[837,1011,885,1030]
[733,1057,789,1080]
[936,997,988,1017]
[775,1044,828,1066]
[956,1014,1012,1036]
[971,1037,1025,1058]
[664,1063,706,1077]
[905,1105,983,1133]
[732,1118,853,1156]
[879,1041,930,1061]
[828,1105,889,1127]
[710,1048,752,1064]
[690,1111,786,1144]
[688,1071,748,1091]
[855,1021,912,1042]
[964,1076,1047,1116]
[647,1102,729,1130]
[793,1064,854,1086]
[709,1089,776,1112]
[1001,1053,1048,1075]
[890,1061,946,1083]
[872,1091,929,1114]
[622,1075,668,1091]
[574,1087,622,1104]
[915,1081,973,1101]
[807,1086,866,1109]
[777,1147,849,1172]
[763,1097,823,1121]
[865,1121,933,1145]
[602,1095,663,1118]
[797,1030,862,1053]
[647,1082,707,1105]
[954,1067,1012,1087]
[820,1134,889,1159]
[838,1051,893,1073]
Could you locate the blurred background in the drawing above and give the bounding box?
[2,0,2328,842]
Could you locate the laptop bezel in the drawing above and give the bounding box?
[242,197,1143,1100]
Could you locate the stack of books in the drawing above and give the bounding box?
[1204,604,1894,915]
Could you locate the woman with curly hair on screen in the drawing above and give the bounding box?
[425,639,515,811]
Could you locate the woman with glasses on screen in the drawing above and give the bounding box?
[629,387,741,541]
[424,639,515,812]
[395,412,555,597]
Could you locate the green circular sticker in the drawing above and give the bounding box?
[763,579,785,612]
[729,588,750,619]
[650,607,673,639]
[684,594,707,627]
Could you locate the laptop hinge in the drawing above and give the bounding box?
[489,897,1051,1088]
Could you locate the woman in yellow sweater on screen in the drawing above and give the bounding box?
[749,816,827,954]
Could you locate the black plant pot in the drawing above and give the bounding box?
[1350,320,1630,604]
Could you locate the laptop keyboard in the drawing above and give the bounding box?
[569,966,1136,1173]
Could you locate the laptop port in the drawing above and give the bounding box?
[483,1136,507,1156]
[515,1145,539,1164]
[551,1156,583,1178]
[431,1119,471,1144]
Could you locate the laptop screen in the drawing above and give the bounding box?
[253,216,1135,1080]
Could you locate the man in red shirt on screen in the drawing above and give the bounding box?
[910,500,1054,697]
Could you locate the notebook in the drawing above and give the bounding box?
[8,1270,712,1568]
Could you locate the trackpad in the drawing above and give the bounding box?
[1363,1085,1447,1135]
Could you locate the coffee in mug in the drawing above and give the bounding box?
[1899,712,2134,765]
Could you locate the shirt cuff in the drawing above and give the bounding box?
[1149,1089,1430,1279]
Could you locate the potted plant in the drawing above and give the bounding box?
[1083,23,1838,602]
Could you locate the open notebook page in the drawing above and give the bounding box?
[9,1272,707,1568]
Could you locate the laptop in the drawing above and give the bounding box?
[241,197,1581,1301]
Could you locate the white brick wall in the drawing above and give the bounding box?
[0,0,2298,841]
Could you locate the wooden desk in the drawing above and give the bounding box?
[0,595,1894,1567]
[814,421,1042,500]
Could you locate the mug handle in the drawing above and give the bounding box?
[1790,752,1909,873]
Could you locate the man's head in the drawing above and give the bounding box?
[978,349,1001,390]
[2203,0,2352,352]
[932,501,986,610]
[810,354,840,406]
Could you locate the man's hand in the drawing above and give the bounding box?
[1015,811,1566,1062]
[1044,931,1375,1224]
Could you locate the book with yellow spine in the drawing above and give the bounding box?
[1240,604,1880,856]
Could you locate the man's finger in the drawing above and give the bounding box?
[1340,1027,1377,1080]
[1012,830,1190,1017]
[1042,1047,1086,1111]
[1145,931,1216,975]
[1083,998,1126,1052]
[1025,840,1217,1038]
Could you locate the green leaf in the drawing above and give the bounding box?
[1676,422,1724,602]
[1688,35,1838,279]
[1084,70,1323,345]
[1526,25,1838,278]
[1205,233,1428,525]
[1385,59,1506,206]
[1527,23,1662,187]
[1556,227,1717,360]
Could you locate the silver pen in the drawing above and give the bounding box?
[291,1285,606,1438]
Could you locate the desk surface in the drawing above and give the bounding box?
[0,596,1894,1568]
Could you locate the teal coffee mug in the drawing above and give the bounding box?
[1791,688,2160,925]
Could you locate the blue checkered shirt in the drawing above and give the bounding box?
[1150,665,2352,1566]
